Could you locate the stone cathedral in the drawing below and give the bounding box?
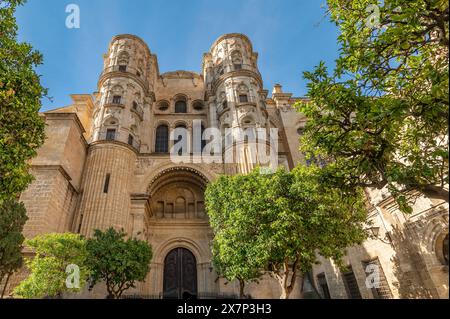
[5,34,448,299]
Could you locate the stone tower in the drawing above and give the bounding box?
[203,34,272,174]
[75,35,156,236]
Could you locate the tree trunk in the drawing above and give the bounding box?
[277,257,300,299]
[280,285,293,299]
[238,279,245,299]
[1,273,11,299]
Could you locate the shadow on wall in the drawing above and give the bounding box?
[390,223,444,299]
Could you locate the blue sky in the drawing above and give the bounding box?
[16,0,340,112]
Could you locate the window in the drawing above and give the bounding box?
[234,64,242,70]
[106,129,116,140]
[155,125,169,153]
[119,65,127,72]
[317,273,331,299]
[175,100,187,113]
[239,95,248,103]
[342,267,362,299]
[128,134,134,146]
[103,174,111,193]
[158,101,169,111]
[112,95,122,104]
[193,101,204,111]
[362,258,393,299]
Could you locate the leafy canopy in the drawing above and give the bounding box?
[0,200,28,296]
[14,233,89,299]
[206,167,367,298]
[0,0,47,203]
[297,0,449,213]
[86,228,153,299]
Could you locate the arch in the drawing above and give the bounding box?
[103,116,119,126]
[155,237,205,265]
[436,232,449,266]
[173,93,189,102]
[420,208,449,267]
[156,100,170,111]
[145,165,213,195]
[111,84,124,94]
[241,114,256,126]
[231,50,243,70]
[173,120,188,128]
[192,100,204,111]
[117,51,130,65]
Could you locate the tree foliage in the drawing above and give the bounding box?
[0,0,47,203]
[86,228,153,299]
[206,167,367,299]
[0,200,27,298]
[297,0,449,213]
[13,233,89,299]
[207,174,262,298]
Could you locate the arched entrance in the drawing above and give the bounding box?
[163,247,198,299]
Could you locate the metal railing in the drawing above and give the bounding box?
[96,131,141,152]
[121,292,239,299]
[104,97,126,108]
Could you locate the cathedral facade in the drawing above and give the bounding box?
[6,34,448,299]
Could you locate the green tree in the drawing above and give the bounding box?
[0,200,28,298]
[206,174,262,299]
[297,0,448,213]
[14,233,89,299]
[205,167,367,299]
[86,228,153,299]
[0,0,47,203]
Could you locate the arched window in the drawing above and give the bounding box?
[232,51,243,70]
[158,101,169,111]
[155,125,169,153]
[193,101,204,111]
[118,51,129,72]
[175,100,187,113]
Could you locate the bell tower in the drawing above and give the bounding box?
[75,35,156,236]
[203,34,272,174]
